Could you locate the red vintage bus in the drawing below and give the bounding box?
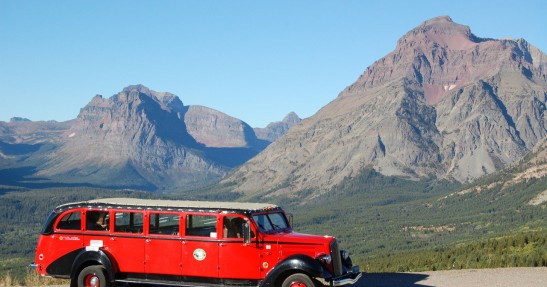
[32,198,361,287]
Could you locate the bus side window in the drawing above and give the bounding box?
[114,212,144,233]
[186,215,216,237]
[86,211,109,231]
[223,216,245,239]
[57,211,81,230]
[149,213,180,235]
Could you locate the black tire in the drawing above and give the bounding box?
[281,273,316,287]
[76,265,108,287]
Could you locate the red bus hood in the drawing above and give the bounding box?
[263,231,335,245]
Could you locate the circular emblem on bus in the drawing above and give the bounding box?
[193,248,206,261]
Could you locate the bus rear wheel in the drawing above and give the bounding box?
[77,265,108,287]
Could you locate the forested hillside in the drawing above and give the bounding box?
[366,231,546,272]
[1,158,545,283]
[0,186,158,281]
[283,166,546,270]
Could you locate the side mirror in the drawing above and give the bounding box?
[243,222,251,244]
[288,213,294,228]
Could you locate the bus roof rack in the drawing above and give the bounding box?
[56,197,279,212]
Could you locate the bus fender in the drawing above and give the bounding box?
[70,249,116,284]
[261,254,324,287]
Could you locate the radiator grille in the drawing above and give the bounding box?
[330,239,343,276]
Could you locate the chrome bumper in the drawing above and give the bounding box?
[321,266,362,286]
[333,271,362,286]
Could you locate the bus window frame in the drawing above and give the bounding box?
[221,214,252,241]
[84,210,111,233]
[184,212,219,239]
[55,210,83,232]
[147,211,182,237]
[112,210,145,234]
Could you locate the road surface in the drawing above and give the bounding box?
[357,267,546,287]
[40,267,546,287]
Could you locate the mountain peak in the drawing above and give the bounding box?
[10,117,31,122]
[118,84,184,114]
[122,84,151,94]
[397,16,478,50]
[282,112,301,124]
[348,15,547,102]
[423,15,454,24]
[254,112,302,142]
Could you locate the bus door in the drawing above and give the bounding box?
[218,215,260,279]
[107,211,145,274]
[182,213,219,278]
[83,210,110,255]
[145,212,182,278]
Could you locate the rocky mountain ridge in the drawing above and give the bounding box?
[0,85,297,190]
[222,16,547,196]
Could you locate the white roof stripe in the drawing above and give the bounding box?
[61,197,277,211]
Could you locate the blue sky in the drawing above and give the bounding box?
[1,1,545,128]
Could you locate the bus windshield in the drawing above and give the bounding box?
[252,212,290,233]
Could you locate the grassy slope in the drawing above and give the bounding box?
[282,168,546,271]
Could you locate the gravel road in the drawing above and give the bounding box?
[38,267,546,287]
[357,267,546,287]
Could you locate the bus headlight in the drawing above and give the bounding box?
[317,253,332,265]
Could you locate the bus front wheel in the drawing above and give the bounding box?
[282,273,315,287]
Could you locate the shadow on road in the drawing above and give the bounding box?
[356,272,432,287]
[95,273,433,287]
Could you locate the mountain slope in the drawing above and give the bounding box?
[285,137,547,269]
[222,16,547,196]
[35,85,224,189]
[185,105,268,149]
[0,85,286,190]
